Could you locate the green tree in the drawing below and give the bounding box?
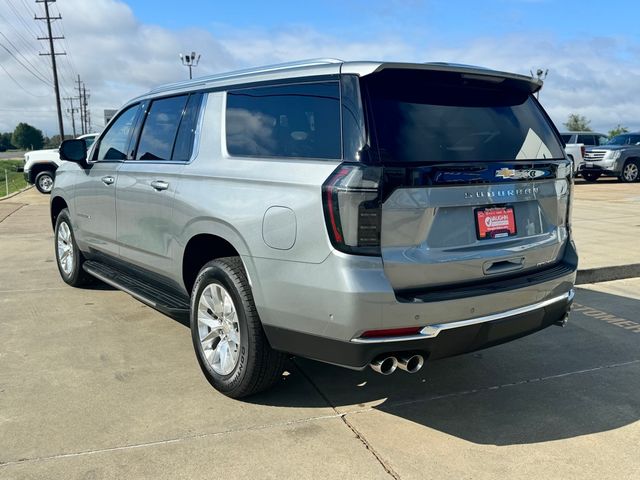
[0,132,14,150]
[44,134,73,148]
[563,114,592,132]
[12,123,44,150]
[608,124,629,138]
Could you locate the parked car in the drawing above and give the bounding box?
[564,143,585,174]
[560,131,608,147]
[23,133,98,193]
[580,133,640,182]
[51,59,577,398]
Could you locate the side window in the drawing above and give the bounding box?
[136,95,188,161]
[577,134,595,145]
[225,82,341,159]
[560,134,572,143]
[95,105,140,161]
[630,135,640,145]
[172,93,204,161]
[597,135,609,146]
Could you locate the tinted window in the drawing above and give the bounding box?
[561,134,573,143]
[629,135,640,145]
[226,82,341,159]
[577,134,595,145]
[363,69,565,163]
[136,95,188,161]
[172,93,203,161]
[96,105,140,161]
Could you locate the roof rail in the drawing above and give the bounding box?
[148,58,344,94]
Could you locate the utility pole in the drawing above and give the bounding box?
[76,75,85,134]
[36,0,66,140]
[64,96,77,137]
[82,84,90,133]
[179,51,201,79]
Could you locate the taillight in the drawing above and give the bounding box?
[322,163,382,256]
[580,145,586,158]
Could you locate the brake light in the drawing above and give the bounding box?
[322,164,382,256]
[580,145,586,158]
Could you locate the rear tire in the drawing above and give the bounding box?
[54,209,93,287]
[35,170,54,194]
[190,257,286,398]
[620,160,639,183]
[582,172,601,182]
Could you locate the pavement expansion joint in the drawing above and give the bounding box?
[375,358,640,412]
[292,360,401,479]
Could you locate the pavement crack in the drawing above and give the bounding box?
[292,360,401,480]
[0,413,344,468]
[0,203,26,224]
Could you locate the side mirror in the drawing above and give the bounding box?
[59,139,87,164]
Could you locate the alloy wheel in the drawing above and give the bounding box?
[197,283,241,375]
[57,221,74,275]
[623,163,639,182]
[39,174,53,192]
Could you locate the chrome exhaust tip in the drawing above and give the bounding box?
[370,356,398,375]
[397,354,425,373]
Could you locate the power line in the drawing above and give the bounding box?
[0,62,49,97]
[0,40,52,85]
[0,31,51,83]
[35,0,65,139]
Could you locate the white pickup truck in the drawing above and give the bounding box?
[564,143,585,175]
[22,133,98,193]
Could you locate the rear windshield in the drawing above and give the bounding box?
[363,69,564,163]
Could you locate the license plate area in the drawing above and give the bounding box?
[475,206,517,240]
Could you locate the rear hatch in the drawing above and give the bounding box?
[362,68,571,294]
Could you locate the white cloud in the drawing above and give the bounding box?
[0,0,638,136]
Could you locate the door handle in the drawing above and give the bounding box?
[101,176,115,186]
[150,180,169,191]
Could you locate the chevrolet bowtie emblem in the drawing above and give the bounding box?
[495,168,546,179]
[495,168,516,179]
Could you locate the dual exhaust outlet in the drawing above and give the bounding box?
[370,354,425,375]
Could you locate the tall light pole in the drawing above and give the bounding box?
[180,51,201,80]
[531,68,549,99]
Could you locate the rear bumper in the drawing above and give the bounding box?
[251,241,577,368]
[264,289,574,369]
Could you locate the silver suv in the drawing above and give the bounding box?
[580,133,640,182]
[51,59,577,398]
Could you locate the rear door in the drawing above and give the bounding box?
[362,68,571,292]
[116,92,203,282]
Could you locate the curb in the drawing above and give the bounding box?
[0,185,33,201]
[576,264,640,285]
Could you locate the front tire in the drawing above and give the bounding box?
[35,170,54,194]
[620,160,639,183]
[190,257,286,398]
[582,172,601,182]
[54,209,93,287]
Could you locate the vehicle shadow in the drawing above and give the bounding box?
[245,288,640,446]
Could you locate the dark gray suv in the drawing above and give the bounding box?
[51,59,577,398]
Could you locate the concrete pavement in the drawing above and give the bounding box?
[572,178,640,279]
[1,184,639,479]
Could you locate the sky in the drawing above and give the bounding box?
[1,0,639,136]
